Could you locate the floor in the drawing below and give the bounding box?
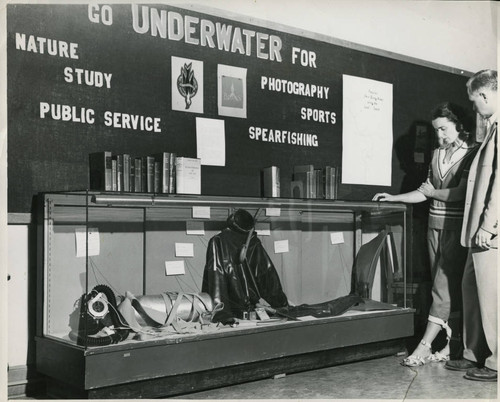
[174,354,497,400]
[12,353,496,400]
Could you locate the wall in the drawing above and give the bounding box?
[181,0,498,73]
[7,226,30,367]
[3,0,498,385]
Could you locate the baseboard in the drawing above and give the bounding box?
[8,365,46,399]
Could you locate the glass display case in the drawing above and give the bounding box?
[36,192,414,399]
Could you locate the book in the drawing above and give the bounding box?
[111,158,117,191]
[89,151,113,191]
[310,170,318,199]
[314,169,322,199]
[140,156,147,192]
[130,157,135,192]
[123,154,131,192]
[262,166,280,198]
[323,166,339,200]
[153,152,177,193]
[293,171,314,198]
[153,152,171,193]
[334,166,340,199]
[114,154,123,192]
[175,157,201,194]
[323,166,331,199]
[293,164,315,198]
[168,153,177,193]
[290,180,304,198]
[134,157,142,192]
[154,161,161,193]
[141,156,155,193]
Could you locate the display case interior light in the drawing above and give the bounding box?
[92,194,156,205]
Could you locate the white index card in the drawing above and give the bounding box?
[266,208,281,217]
[165,260,185,276]
[255,222,271,236]
[192,206,211,219]
[297,315,318,321]
[274,239,289,254]
[330,232,345,245]
[186,221,205,235]
[175,243,194,257]
[75,227,100,257]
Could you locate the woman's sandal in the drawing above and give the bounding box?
[401,339,432,367]
[426,316,451,363]
[427,350,450,362]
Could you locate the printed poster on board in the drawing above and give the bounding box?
[172,56,204,114]
[217,64,247,118]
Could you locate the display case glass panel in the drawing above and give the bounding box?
[38,192,409,349]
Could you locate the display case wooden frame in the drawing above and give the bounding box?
[36,192,414,399]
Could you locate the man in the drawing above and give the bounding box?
[445,69,498,382]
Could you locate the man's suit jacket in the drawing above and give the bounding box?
[461,116,498,248]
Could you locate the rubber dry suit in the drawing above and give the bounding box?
[202,209,288,324]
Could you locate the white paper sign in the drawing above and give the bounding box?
[196,117,226,166]
[165,260,186,276]
[75,227,100,257]
[274,240,289,254]
[342,75,393,185]
[330,232,345,245]
[255,222,271,236]
[192,206,211,219]
[175,243,194,257]
[266,208,281,217]
[186,221,205,235]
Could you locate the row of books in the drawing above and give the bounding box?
[261,164,340,199]
[89,151,201,194]
[291,164,340,199]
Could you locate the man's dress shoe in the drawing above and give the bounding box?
[445,359,479,371]
[464,367,497,382]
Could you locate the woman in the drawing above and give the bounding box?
[373,102,478,366]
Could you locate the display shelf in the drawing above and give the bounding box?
[36,191,413,398]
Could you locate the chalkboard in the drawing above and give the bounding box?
[7,3,471,213]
